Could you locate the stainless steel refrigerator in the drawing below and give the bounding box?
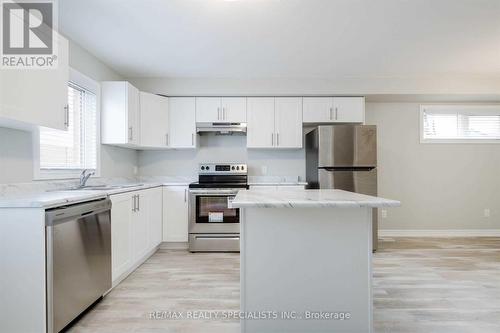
[305,125,379,251]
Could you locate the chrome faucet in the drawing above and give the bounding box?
[79,169,95,188]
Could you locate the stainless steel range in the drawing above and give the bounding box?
[188,163,248,252]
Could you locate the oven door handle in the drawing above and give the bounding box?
[194,235,240,240]
[189,189,241,195]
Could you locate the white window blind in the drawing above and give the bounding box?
[39,82,97,170]
[421,105,500,143]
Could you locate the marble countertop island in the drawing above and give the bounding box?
[231,188,400,209]
[234,189,400,333]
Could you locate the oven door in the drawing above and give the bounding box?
[189,189,241,234]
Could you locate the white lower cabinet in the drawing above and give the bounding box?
[110,187,163,284]
[162,186,189,242]
[110,191,134,282]
[147,187,163,249]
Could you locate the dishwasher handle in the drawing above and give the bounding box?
[46,199,112,226]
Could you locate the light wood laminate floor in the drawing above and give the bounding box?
[69,238,500,333]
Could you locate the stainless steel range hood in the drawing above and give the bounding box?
[196,122,247,135]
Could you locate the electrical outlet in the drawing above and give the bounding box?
[381,209,387,218]
[483,209,490,218]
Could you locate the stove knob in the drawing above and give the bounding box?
[231,166,235,170]
[236,166,240,170]
[201,166,205,170]
[206,166,210,170]
[241,165,245,170]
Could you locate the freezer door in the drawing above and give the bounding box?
[318,125,377,168]
[318,168,377,195]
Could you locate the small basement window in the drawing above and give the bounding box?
[420,105,500,143]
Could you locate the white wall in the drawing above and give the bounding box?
[0,39,137,184]
[365,102,500,230]
[139,135,305,179]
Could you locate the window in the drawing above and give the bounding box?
[34,69,100,179]
[420,105,500,143]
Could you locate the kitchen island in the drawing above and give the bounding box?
[231,189,400,333]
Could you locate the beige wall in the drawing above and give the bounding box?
[0,39,137,184]
[366,102,500,230]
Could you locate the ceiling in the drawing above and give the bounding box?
[59,0,500,79]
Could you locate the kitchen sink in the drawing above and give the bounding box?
[47,184,144,192]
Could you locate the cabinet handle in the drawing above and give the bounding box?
[165,133,168,146]
[132,195,136,212]
[64,105,69,128]
[271,133,274,146]
[192,133,194,146]
[335,107,338,120]
[128,127,133,141]
[217,107,221,120]
[137,194,140,211]
[329,107,333,120]
[184,189,187,202]
[222,107,226,120]
[277,133,280,146]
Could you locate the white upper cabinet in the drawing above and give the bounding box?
[0,33,69,130]
[222,97,246,122]
[302,97,333,123]
[102,81,141,147]
[247,97,275,148]
[333,97,365,123]
[303,97,365,123]
[168,97,197,148]
[195,97,221,122]
[140,92,169,148]
[247,97,302,149]
[275,97,303,148]
[196,97,247,122]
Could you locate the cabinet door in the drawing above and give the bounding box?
[247,97,275,148]
[127,83,140,145]
[303,97,334,123]
[132,192,149,262]
[222,97,246,122]
[0,33,69,130]
[195,97,221,122]
[140,92,169,147]
[169,97,196,148]
[146,187,163,249]
[275,97,303,148]
[162,186,189,242]
[110,192,134,282]
[333,97,365,123]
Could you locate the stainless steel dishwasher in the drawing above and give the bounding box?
[45,198,112,333]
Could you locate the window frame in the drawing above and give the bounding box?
[33,68,101,180]
[420,104,500,144]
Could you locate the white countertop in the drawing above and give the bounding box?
[231,189,401,208]
[0,183,162,209]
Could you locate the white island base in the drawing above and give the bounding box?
[234,189,400,333]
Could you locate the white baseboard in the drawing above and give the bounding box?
[160,241,189,250]
[379,229,500,237]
